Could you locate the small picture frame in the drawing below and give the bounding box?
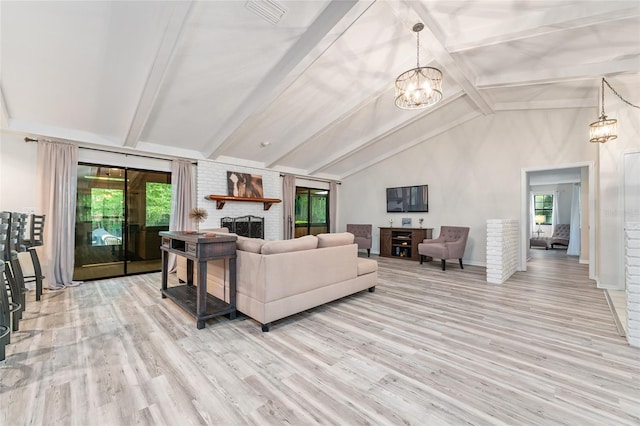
[402,217,412,227]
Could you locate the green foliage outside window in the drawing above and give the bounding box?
[146,182,172,226]
[295,193,309,225]
[92,188,124,235]
[534,194,553,225]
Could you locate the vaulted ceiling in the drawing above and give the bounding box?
[2,1,639,179]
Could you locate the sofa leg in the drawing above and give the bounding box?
[441,259,446,271]
[420,255,424,264]
[368,286,375,293]
[261,323,270,332]
[459,258,463,269]
[367,248,370,257]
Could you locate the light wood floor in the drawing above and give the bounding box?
[2,250,639,425]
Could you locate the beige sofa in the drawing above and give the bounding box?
[176,230,378,331]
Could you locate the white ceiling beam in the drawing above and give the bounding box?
[403,1,494,116]
[309,91,465,175]
[446,5,640,53]
[337,110,481,179]
[206,0,373,159]
[122,1,194,148]
[477,57,640,89]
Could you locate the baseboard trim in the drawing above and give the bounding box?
[604,289,626,337]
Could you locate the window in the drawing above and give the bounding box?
[295,187,329,237]
[534,194,553,225]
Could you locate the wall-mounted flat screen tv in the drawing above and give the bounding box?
[386,185,429,212]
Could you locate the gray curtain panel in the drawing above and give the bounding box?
[168,159,194,271]
[37,140,78,289]
[282,174,296,239]
[329,181,337,233]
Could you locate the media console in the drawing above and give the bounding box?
[379,227,433,261]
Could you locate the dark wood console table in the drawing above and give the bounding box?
[379,227,433,261]
[160,231,237,329]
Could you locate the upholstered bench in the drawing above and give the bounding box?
[530,237,548,249]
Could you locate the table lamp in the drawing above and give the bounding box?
[535,215,546,237]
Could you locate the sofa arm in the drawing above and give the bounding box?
[421,237,443,244]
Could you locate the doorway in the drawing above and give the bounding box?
[73,164,171,280]
[520,162,595,279]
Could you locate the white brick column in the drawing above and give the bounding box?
[486,219,519,284]
[626,222,640,348]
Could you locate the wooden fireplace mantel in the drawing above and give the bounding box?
[204,195,282,211]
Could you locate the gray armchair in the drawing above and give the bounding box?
[418,226,470,271]
[346,224,372,257]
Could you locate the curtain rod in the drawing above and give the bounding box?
[280,173,341,185]
[24,137,198,165]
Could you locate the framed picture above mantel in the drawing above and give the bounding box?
[227,171,264,198]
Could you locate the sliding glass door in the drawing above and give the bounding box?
[74,164,171,280]
[295,187,329,237]
[126,169,171,274]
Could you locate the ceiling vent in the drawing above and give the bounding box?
[245,0,287,25]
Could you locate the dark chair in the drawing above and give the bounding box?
[0,260,11,360]
[23,214,45,301]
[10,213,29,311]
[418,226,470,271]
[346,224,372,257]
[1,212,22,333]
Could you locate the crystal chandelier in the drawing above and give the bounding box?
[589,78,617,143]
[394,23,443,110]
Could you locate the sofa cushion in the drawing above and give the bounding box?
[261,235,318,255]
[317,232,354,248]
[357,258,377,276]
[236,236,265,253]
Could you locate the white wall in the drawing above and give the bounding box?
[0,132,39,212]
[339,108,598,266]
[597,75,640,290]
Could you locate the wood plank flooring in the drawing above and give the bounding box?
[1,250,639,425]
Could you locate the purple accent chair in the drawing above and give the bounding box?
[418,226,470,271]
[346,224,372,257]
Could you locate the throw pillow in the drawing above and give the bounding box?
[260,235,318,255]
[316,232,354,248]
